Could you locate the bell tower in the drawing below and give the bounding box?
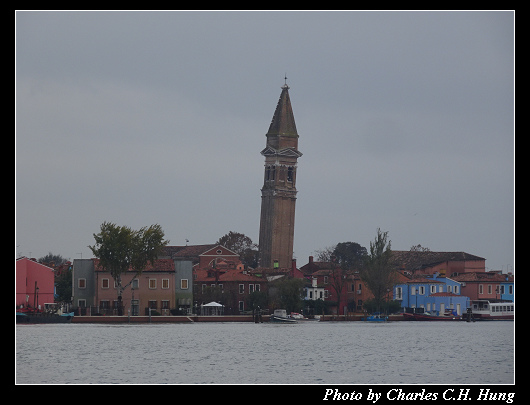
[258,80,302,269]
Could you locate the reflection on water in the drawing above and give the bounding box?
[16,321,514,384]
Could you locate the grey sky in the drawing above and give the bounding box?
[15,11,514,271]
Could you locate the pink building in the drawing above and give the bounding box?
[16,257,55,310]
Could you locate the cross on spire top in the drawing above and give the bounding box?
[282,74,289,89]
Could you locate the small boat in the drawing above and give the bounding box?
[362,312,388,322]
[269,309,297,323]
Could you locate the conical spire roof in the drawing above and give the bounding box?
[266,84,298,137]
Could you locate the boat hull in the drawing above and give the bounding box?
[403,312,461,321]
[472,314,514,321]
[269,315,297,323]
[16,312,74,324]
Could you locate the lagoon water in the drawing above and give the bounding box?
[16,321,513,384]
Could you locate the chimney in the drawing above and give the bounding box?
[309,256,314,265]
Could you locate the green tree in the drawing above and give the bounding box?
[55,263,73,303]
[269,277,306,313]
[89,221,168,315]
[38,252,67,266]
[217,231,259,268]
[359,228,397,312]
[332,242,367,270]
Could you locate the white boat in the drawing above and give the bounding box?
[469,300,514,320]
[269,309,297,323]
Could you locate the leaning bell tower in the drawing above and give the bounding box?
[258,80,302,269]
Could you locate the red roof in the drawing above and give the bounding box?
[405,278,443,284]
[195,268,263,283]
[93,258,175,272]
[430,292,460,297]
[452,272,514,282]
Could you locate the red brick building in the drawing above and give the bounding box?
[452,271,514,301]
[390,251,486,276]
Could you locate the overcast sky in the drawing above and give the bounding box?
[15,11,514,271]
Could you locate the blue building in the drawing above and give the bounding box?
[394,273,469,316]
[500,276,514,302]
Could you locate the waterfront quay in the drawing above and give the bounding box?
[71,314,410,323]
[72,315,264,323]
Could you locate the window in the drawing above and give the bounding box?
[162,279,169,289]
[181,279,189,289]
[419,286,425,295]
[488,285,493,294]
[430,285,436,294]
[131,300,139,316]
[78,299,86,308]
[509,285,513,295]
[149,279,157,289]
[132,279,139,289]
[411,286,416,295]
[249,284,254,294]
[499,285,505,294]
[78,278,86,289]
[479,284,483,294]
[395,287,402,300]
[324,276,329,284]
[239,301,244,312]
[102,278,110,289]
[100,300,110,309]
[161,300,169,310]
[255,284,260,292]
[239,284,244,294]
[148,300,157,310]
[454,285,459,294]
[287,166,294,182]
[447,285,452,293]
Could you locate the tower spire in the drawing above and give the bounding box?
[266,80,297,138]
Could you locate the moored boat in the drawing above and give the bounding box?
[16,311,74,324]
[16,304,74,324]
[269,309,297,323]
[469,300,514,321]
[362,312,388,322]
